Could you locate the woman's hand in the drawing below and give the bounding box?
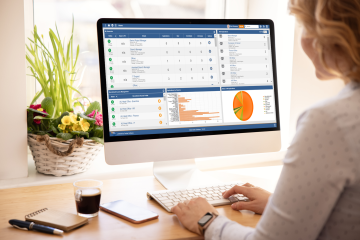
[171,197,218,236]
[222,183,272,214]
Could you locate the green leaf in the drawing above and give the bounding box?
[34,116,54,120]
[79,113,96,122]
[27,111,34,126]
[50,125,59,134]
[27,108,49,116]
[90,137,104,145]
[71,131,89,139]
[30,89,44,105]
[56,133,73,141]
[93,126,103,138]
[35,131,49,136]
[73,101,85,111]
[26,21,85,119]
[84,101,101,115]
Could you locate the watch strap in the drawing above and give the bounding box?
[198,212,219,236]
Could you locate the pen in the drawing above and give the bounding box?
[9,219,63,235]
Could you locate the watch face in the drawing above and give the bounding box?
[198,213,213,227]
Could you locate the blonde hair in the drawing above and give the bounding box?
[289,0,360,83]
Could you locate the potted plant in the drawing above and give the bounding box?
[26,20,104,177]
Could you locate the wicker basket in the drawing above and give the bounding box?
[28,134,103,177]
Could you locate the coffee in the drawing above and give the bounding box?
[76,188,101,215]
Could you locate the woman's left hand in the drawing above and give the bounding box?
[171,197,219,235]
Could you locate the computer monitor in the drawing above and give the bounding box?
[97,19,281,190]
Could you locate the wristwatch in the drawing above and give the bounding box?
[197,212,219,235]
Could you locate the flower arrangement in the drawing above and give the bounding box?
[26,20,103,144]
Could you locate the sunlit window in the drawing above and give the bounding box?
[34,0,211,103]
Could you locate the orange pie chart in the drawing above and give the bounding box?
[233,91,253,121]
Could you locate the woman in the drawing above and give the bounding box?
[172,0,360,239]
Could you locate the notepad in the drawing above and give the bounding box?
[25,208,88,232]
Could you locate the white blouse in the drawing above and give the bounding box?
[205,81,360,240]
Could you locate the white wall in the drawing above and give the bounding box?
[289,25,344,139]
[247,0,295,148]
[0,0,29,179]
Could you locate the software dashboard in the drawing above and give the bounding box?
[101,23,277,137]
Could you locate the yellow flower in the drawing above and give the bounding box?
[70,113,78,123]
[61,116,71,125]
[37,108,44,112]
[79,118,90,132]
[58,124,66,130]
[72,123,82,131]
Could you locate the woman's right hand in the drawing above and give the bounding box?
[222,183,272,214]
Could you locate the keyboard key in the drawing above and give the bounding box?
[158,197,169,201]
[161,199,173,203]
[168,192,175,196]
[194,190,201,193]
[161,193,169,197]
[212,193,218,197]
[188,193,195,197]
[194,193,201,196]
[186,196,193,200]
[206,194,213,198]
[179,197,187,201]
[206,197,214,201]
[207,191,214,194]
[187,190,195,193]
[213,196,220,200]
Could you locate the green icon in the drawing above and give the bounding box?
[111,107,115,111]
[112,122,116,126]
[109,67,113,70]
[109,58,112,61]
[108,49,111,52]
[111,85,114,88]
[112,115,115,119]
[111,100,114,104]
[110,76,113,79]
[108,40,111,43]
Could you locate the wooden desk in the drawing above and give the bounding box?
[0,175,265,240]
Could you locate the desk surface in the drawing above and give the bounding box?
[0,172,279,240]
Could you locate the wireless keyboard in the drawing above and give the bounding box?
[147,182,249,212]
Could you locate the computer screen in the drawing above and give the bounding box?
[100,23,278,140]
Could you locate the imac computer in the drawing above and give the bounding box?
[97,19,281,190]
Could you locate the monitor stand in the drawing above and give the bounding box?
[153,159,222,190]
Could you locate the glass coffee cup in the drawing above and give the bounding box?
[73,179,103,218]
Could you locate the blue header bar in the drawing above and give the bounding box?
[102,23,267,29]
[110,123,277,136]
[218,30,269,34]
[167,87,220,93]
[104,30,216,38]
[108,89,164,99]
[221,86,273,91]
